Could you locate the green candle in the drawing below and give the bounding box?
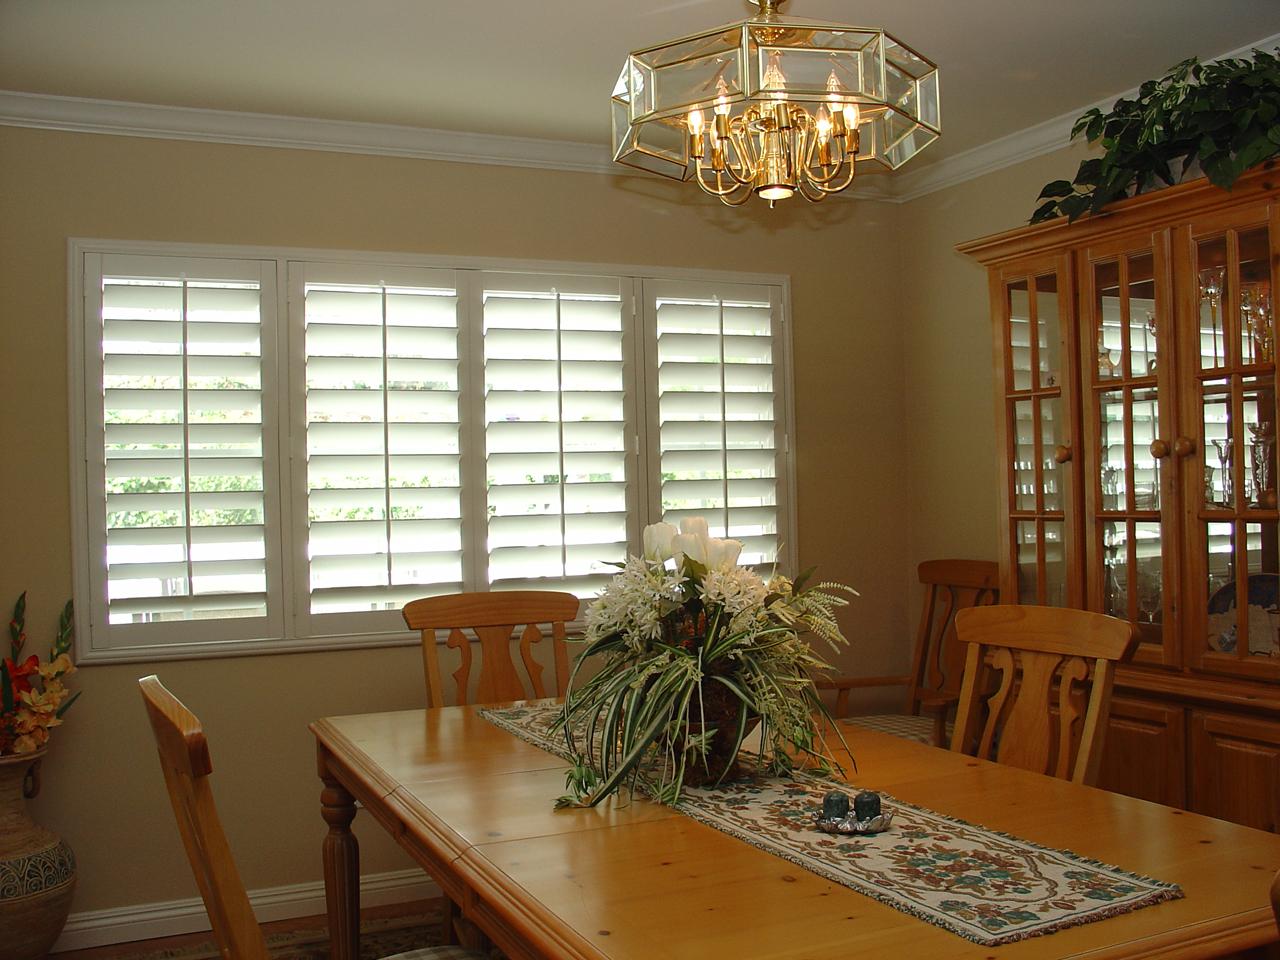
[822,790,850,820]
[854,790,881,820]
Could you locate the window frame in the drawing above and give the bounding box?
[69,238,797,663]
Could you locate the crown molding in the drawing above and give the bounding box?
[0,88,897,202]
[0,89,617,175]
[5,24,1280,207]
[890,28,1280,204]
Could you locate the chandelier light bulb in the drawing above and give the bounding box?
[713,77,732,117]
[815,105,832,143]
[687,108,705,136]
[762,53,788,99]
[843,102,860,130]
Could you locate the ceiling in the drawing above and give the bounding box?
[3,0,1280,173]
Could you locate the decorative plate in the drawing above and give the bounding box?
[1207,574,1280,656]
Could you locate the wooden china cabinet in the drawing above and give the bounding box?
[960,165,1280,831]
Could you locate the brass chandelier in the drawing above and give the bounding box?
[611,0,940,206]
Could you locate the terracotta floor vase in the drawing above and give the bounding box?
[0,750,77,960]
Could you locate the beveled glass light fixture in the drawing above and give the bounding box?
[611,0,940,207]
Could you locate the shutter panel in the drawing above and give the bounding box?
[645,279,784,566]
[90,254,279,645]
[297,264,463,630]
[481,273,635,596]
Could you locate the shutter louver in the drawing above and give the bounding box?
[97,259,274,633]
[482,275,630,597]
[300,268,463,620]
[649,282,783,566]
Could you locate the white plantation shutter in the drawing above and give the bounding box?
[82,253,281,648]
[293,263,463,633]
[644,279,787,567]
[480,274,638,596]
[73,243,794,658]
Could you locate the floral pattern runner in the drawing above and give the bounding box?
[481,702,1182,946]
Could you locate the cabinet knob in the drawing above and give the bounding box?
[1173,436,1195,458]
[1150,439,1171,459]
[1053,444,1073,464]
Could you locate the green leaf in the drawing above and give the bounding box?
[792,565,818,593]
[1035,179,1075,200]
[1029,200,1061,224]
[56,690,81,719]
[1,667,12,715]
[54,599,74,659]
[1059,194,1093,223]
[10,591,26,660]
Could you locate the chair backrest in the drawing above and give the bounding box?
[402,591,580,707]
[1271,869,1279,928]
[138,676,269,960]
[905,559,1000,715]
[949,605,1136,786]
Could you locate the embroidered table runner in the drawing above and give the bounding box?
[481,702,1181,946]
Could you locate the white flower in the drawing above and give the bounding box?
[704,537,742,572]
[642,521,678,562]
[680,517,709,539]
[700,566,769,632]
[672,531,706,565]
[671,517,742,572]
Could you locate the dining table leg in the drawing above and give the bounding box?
[318,745,360,960]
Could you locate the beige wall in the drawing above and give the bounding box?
[896,143,1094,583]
[0,125,912,914]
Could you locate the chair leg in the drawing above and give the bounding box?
[444,896,461,945]
[445,894,493,954]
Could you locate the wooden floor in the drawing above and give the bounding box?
[54,899,443,960]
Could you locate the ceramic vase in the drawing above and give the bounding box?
[0,751,76,960]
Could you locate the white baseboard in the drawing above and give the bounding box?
[51,869,441,953]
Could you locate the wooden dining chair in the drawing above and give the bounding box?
[948,605,1137,786]
[138,676,482,960]
[821,559,999,745]
[402,590,579,707]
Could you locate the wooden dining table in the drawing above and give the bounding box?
[311,702,1280,960]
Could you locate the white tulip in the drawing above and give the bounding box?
[642,521,678,561]
[679,517,710,540]
[704,537,743,571]
[672,532,708,565]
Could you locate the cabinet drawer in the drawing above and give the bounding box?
[1097,696,1187,808]
[1189,710,1280,832]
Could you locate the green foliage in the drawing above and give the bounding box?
[1032,48,1280,224]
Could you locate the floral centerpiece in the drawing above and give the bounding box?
[2,593,79,756]
[555,518,856,807]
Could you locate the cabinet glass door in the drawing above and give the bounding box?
[1185,214,1280,678]
[1083,236,1177,664]
[1000,256,1078,606]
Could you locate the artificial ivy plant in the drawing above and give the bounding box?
[1032,48,1280,224]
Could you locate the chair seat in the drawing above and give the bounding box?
[844,713,952,745]
[386,948,486,960]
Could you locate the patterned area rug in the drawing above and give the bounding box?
[481,702,1182,946]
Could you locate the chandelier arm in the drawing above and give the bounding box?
[802,153,853,187]
[720,119,758,187]
[796,179,829,203]
[795,117,850,188]
[694,158,751,198]
[717,182,754,206]
[805,156,858,195]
